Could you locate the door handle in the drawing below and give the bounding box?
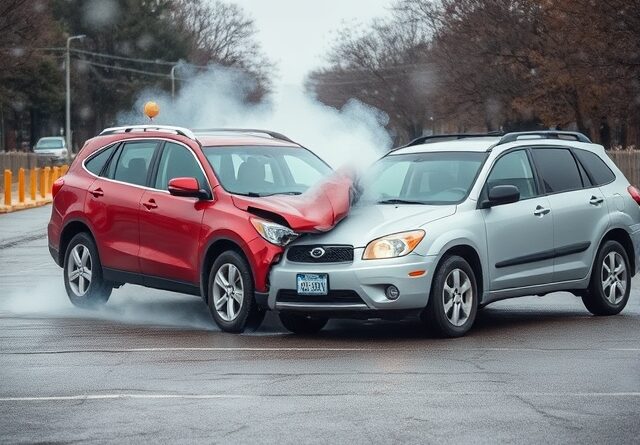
[90,188,104,198]
[534,205,551,216]
[589,196,604,206]
[143,199,158,210]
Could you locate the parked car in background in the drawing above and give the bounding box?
[47,125,352,333]
[34,137,68,162]
[267,131,640,337]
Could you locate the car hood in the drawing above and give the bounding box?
[231,171,354,233]
[291,203,456,248]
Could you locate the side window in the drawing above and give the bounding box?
[486,150,537,199]
[85,144,117,175]
[154,142,206,190]
[112,141,157,187]
[573,149,615,186]
[531,148,583,193]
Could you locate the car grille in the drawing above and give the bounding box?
[286,245,354,263]
[276,290,364,304]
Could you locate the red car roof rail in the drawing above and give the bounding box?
[192,128,296,144]
[99,125,197,140]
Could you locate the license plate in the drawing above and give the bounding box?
[296,273,328,295]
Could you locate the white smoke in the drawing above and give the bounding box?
[117,65,392,169]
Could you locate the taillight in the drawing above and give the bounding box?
[52,177,64,198]
[627,185,640,205]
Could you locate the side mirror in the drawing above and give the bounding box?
[482,185,520,208]
[168,177,210,200]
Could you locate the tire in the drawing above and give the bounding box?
[582,240,631,316]
[63,232,112,308]
[421,255,478,337]
[207,251,265,333]
[279,313,328,335]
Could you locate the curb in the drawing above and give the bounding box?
[0,197,52,214]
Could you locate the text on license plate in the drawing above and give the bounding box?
[296,273,328,295]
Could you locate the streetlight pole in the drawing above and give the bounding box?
[171,65,178,100]
[65,34,86,157]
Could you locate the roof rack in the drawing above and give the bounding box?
[192,128,295,144]
[99,125,196,140]
[403,132,503,148]
[497,131,591,145]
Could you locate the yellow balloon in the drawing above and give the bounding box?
[144,101,160,119]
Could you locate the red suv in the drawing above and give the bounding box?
[48,125,351,332]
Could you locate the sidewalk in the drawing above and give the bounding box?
[0,204,51,247]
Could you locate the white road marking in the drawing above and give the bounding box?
[2,346,640,354]
[2,392,640,402]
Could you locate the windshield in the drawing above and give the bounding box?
[360,151,487,205]
[35,138,64,149]
[203,145,332,197]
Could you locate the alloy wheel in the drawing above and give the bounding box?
[67,244,92,297]
[601,251,626,305]
[212,263,244,322]
[442,268,473,327]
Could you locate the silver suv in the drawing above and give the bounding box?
[267,132,640,337]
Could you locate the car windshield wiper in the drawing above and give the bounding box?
[235,191,303,198]
[377,198,425,205]
[261,191,303,197]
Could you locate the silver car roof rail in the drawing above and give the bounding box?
[497,131,591,145]
[99,125,197,140]
[192,128,296,144]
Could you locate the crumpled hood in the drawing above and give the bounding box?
[231,171,354,233]
[290,203,456,248]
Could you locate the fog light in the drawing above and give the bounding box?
[385,285,400,300]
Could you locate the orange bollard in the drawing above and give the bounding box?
[61,164,69,176]
[48,166,55,192]
[18,168,25,203]
[43,167,51,196]
[30,168,37,201]
[52,166,60,185]
[39,168,46,198]
[4,170,12,206]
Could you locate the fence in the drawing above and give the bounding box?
[0,153,60,191]
[607,151,640,187]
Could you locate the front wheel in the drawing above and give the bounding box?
[207,251,265,333]
[421,255,478,337]
[279,313,328,335]
[63,232,112,308]
[582,240,631,316]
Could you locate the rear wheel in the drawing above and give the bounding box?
[63,233,111,308]
[207,251,265,333]
[421,255,478,337]
[582,240,631,316]
[279,313,328,335]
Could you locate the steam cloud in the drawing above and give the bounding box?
[118,64,393,168]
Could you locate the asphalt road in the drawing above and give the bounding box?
[1,206,639,444]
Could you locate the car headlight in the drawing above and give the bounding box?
[61,149,68,156]
[250,218,299,247]
[362,230,425,260]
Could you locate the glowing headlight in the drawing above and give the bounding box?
[362,230,425,260]
[250,218,299,247]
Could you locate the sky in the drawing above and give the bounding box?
[234,0,393,89]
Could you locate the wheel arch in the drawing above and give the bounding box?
[59,218,96,266]
[435,243,485,302]
[596,227,636,277]
[199,235,254,302]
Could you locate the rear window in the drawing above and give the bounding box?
[531,148,583,193]
[573,149,615,185]
[85,144,117,176]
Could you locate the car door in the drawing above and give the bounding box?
[530,147,609,282]
[84,140,159,274]
[481,149,555,290]
[138,141,210,285]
